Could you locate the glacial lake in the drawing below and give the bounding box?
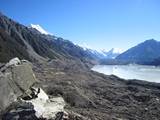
[92,65,160,83]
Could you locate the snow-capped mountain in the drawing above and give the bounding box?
[109,48,123,54]
[103,48,123,59]
[81,46,122,59]
[29,24,122,60]
[30,24,51,35]
[0,13,99,63]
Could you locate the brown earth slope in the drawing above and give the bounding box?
[33,60,160,120]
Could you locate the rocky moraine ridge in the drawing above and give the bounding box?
[0,13,160,120]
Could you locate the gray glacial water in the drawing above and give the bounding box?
[92,65,160,83]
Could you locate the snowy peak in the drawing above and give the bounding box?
[81,46,122,59]
[30,24,51,35]
[104,48,122,59]
[108,48,123,54]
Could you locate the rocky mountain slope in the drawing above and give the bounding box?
[149,57,160,66]
[0,12,98,64]
[116,39,160,64]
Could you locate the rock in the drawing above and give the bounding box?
[11,61,37,96]
[0,73,17,112]
[0,57,21,72]
[0,58,68,120]
[6,57,21,67]
[0,58,37,112]
[2,102,39,120]
[26,88,66,119]
[67,111,89,120]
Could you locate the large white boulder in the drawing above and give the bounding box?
[26,88,66,119]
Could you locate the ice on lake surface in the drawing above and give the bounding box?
[92,65,160,83]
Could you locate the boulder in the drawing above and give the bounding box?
[0,58,37,112]
[26,88,66,119]
[2,102,38,120]
[0,58,68,120]
[6,57,21,67]
[0,73,17,112]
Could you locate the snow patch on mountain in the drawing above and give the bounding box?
[110,48,124,54]
[30,24,52,35]
[79,43,92,50]
[76,43,123,59]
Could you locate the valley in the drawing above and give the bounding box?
[0,12,160,120]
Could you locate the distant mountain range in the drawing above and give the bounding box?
[102,48,122,59]
[1,12,160,66]
[116,39,160,65]
[30,24,122,60]
[99,39,160,65]
[83,48,122,59]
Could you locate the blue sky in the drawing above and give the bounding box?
[0,0,160,51]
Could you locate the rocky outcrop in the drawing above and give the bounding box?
[0,58,68,120]
[25,88,66,119]
[0,57,37,112]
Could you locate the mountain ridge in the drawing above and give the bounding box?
[0,12,98,64]
[116,39,160,64]
[83,47,121,59]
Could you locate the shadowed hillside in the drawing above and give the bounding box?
[0,13,98,64]
[116,39,160,64]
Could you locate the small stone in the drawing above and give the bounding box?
[145,108,148,111]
